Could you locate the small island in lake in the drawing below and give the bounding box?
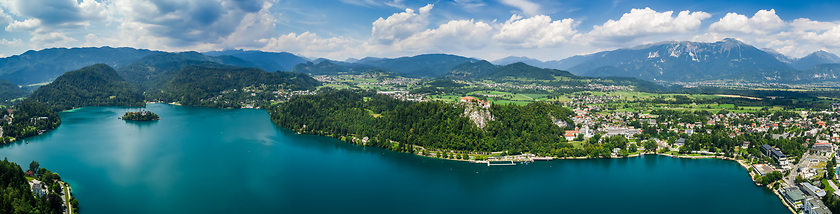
[120,110,160,121]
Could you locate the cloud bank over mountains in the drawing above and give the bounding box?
[0,0,839,61]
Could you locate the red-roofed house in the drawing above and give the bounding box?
[813,142,833,153]
[565,133,577,141]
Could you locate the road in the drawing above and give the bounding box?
[786,153,814,187]
[58,181,71,214]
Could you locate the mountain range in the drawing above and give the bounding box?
[0,47,162,85]
[1,38,840,86]
[493,38,840,83]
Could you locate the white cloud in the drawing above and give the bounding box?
[393,19,493,51]
[454,0,485,9]
[0,7,11,26]
[797,24,840,48]
[83,33,120,47]
[339,0,405,8]
[583,7,710,43]
[30,32,77,47]
[691,32,727,43]
[370,4,433,45]
[790,18,836,31]
[500,0,540,16]
[0,38,23,47]
[108,0,279,49]
[260,32,354,53]
[11,0,107,31]
[5,18,39,32]
[494,14,578,48]
[383,0,405,8]
[708,9,785,34]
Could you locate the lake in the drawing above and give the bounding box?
[0,104,789,213]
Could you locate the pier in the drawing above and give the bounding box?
[487,160,516,166]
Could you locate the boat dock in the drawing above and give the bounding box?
[486,160,516,166]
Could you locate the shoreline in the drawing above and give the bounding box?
[45,104,800,214]
[414,150,798,214]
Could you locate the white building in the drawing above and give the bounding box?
[803,197,832,214]
[30,180,45,197]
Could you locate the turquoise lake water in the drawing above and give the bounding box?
[0,104,789,213]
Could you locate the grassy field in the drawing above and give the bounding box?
[490,99,531,106]
[521,94,549,99]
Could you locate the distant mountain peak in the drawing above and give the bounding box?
[794,50,840,70]
[761,48,794,65]
[721,38,744,43]
[564,38,795,82]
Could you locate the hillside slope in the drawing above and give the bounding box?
[147,66,320,107]
[28,64,145,111]
[203,50,309,72]
[354,54,477,77]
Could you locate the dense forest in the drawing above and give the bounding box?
[270,90,576,155]
[28,64,145,111]
[0,79,27,105]
[291,60,383,75]
[0,158,63,214]
[442,61,666,92]
[0,99,61,142]
[116,52,257,90]
[146,65,320,108]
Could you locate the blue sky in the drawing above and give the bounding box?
[1,0,840,61]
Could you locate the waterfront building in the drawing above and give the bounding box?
[804,197,833,214]
[783,187,807,209]
[800,183,827,198]
[753,164,774,176]
[761,144,789,168]
[675,138,686,147]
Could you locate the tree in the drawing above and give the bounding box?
[30,161,40,173]
[628,144,638,152]
[678,145,690,154]
[575,134,584,141]
[644,140,657,152]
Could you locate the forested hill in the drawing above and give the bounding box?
[270,90,575,155]
[444,60,496,79]
[353,54,477,77]
[0,78,27,104]
[28,64,145,111]
[291,60,382,75]
[1,99,60,142]
[146,66,320,108]
[116,52,256,90]
[445,61,667,92]
[203,49,309,72]
[0,158,64,213]
[485,62,576,80]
